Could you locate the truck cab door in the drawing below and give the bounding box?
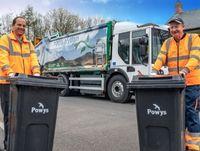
[131,30,149,75]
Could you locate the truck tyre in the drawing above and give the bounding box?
[58,74,70,96]
[107,75,130,103]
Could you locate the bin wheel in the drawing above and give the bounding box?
[58,74,70,96]
[107,75,130,103]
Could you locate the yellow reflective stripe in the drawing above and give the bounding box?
[1,65,9,71]
[188,34,193,51]
[190,55,200,61]
[30,50,35,53]
[168,55,189,62]
[168,67,178,72]
[0,45,10,52]
[166,38,171,53]
[160,50,167,55]
[22,53,30,57]
[168,67,185,72]
[9,51,30,57]
[157,57,163,62]
[157,56,165,65]
[165,38,171,64]
[169,66,200,72]
[7,35,31,57]
[191,47,200,51]
[0,76,8,80]
[7,35,13,53]
[167,57,176,62]
[194,66,200,70]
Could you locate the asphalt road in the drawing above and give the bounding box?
[53,96,139,151]
[0,96,139,151]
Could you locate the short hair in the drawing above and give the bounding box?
[12,16,26,26]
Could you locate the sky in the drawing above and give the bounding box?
[0,0,200,25]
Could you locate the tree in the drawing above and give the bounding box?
[43,8,89,36]
[0,13,14,34]
[44,8,81,35]
[20,6,46,42]
[20,6,35,39]
[32,13,46,38]
[0,6,108,39]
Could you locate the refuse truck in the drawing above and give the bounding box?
[35,21,169,103]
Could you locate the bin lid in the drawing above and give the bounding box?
[127,75,185,89]
[9,74,67,89]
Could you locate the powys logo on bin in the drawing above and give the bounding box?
[31,102,49,114]
[147,104,167,117]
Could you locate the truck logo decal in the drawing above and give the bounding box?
[31,102,49,114]
[147,104,167,117]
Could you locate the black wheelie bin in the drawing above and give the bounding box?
[127,75,185,151]
[7,75,66,151]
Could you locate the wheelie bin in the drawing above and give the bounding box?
[7,75,66,151]
[127,75,185,151]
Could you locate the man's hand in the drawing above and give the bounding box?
[8,73,15,77]
[180,70,186,77]
[33,73,40,77]
[150,72,157,76]
[180,67,189,78]
[150,69,158,75]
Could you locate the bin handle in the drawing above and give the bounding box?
[9,73,58,80]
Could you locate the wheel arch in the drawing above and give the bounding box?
[105,68,129,93]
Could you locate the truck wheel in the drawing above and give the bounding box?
[107,75,130,103]
[58,74,70,96]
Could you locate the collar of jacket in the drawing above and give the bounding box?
[173,33,187,42]
[8,32,30,43]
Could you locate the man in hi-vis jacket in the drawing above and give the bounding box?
[153,17,200,151]
[0,16,40,151]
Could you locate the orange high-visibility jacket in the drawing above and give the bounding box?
[153,33,200,86]
[0,32,40,84]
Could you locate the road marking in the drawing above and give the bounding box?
[0,121,4,130]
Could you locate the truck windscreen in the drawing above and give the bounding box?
[152,28,170,63]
